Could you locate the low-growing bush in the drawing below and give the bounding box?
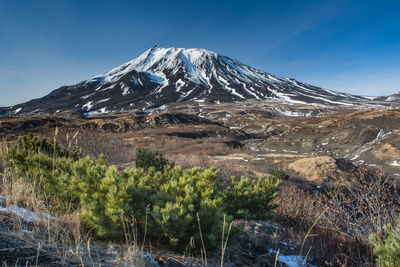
[318,172,400,244]
[135,147,173,172]
[74,164,279,251]
[76,165,230,250]
[5,134,281,253]
[15,133,81,160]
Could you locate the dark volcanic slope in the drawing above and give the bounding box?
[3,46,368,115]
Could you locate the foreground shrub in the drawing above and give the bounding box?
[75,165,237,250]
[5,134,281,253]
[370,223,400,267]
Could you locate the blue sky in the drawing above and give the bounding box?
[1,0,399,106]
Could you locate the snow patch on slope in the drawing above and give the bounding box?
[83,101,94,110]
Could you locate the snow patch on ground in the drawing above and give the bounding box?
[278,109,312,117]
[251,157,265,161]
[0,196,54,223]
[88,107,108,115]
[278,254,307,267]
[283,149,298,153]
[214,156,249,162]
[251,147,277,152]
[269,249,316,267]
[390,161,400,167]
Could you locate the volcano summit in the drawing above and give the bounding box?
[2,46,369,116]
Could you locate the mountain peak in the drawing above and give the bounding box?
[3,46,370,116]
[94,46,217,85]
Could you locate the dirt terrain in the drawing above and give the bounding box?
[1,101,399,184]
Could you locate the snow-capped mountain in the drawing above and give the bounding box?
[3,46,370,115]
[374,92,400,102]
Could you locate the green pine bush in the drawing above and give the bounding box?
[135,147,173,172]
[74,165,230,250]
[15,133,81,160]
[5,134,281,253]
[370,223,400,267]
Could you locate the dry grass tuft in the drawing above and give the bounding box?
[376,143,400,162]
[287,156,339,183]
[0,172,89,266]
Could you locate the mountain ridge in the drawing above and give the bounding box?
[0,46,374,116]
[374,92,400,102]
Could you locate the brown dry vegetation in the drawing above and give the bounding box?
[376,143,400,162]
[288,156,342,183]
